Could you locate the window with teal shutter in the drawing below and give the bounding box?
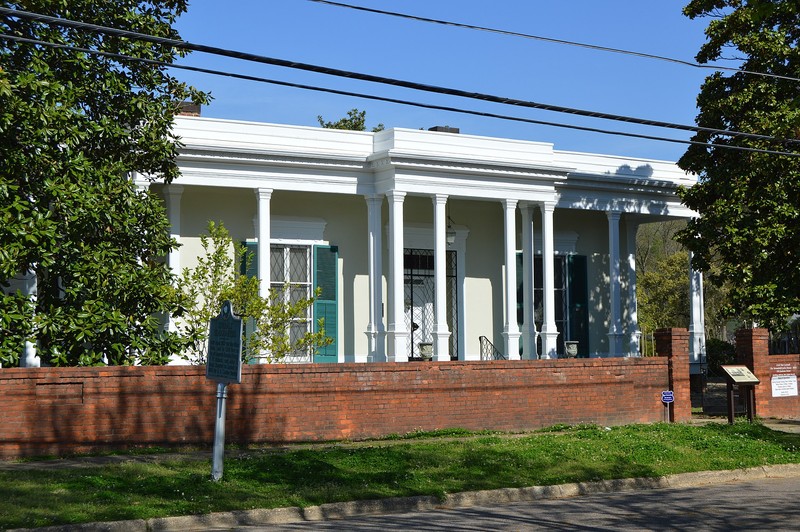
[313,245,338,363]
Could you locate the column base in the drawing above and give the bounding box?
[540,329,560,359]
[365,328,387,362]
[387,326,409,362]
[629,329,642,357]
[521,325,538,360]
[607,332,625,357]
[502,330,522,360]
[433,329,451,362]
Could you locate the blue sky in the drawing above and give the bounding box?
[174,1,714,162]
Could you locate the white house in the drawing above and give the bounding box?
[139,115,706,369]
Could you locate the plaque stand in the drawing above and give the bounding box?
[721,365,760,425]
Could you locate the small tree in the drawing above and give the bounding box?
[176,221,331,364]
[317,108,384,132]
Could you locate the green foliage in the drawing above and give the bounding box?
[0,1,207,365]
[636,221,732,341]
[176,221,332,364]
[317,108,384,132]
[705,337,736,374]
[678,0,800,330]
[638,250,691,333]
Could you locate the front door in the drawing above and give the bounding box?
[404,248,458,360]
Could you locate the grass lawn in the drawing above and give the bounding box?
[2,422,799,529]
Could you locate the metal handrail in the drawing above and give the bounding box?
[479,336,505,360]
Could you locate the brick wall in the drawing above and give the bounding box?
[736,328,800,419]
[0,329,690,458]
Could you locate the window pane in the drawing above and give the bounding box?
[270,247,285,282]
[271,284,287,306]
[289,246,308,282]
[290,284,310,307]
[290,322,310,353]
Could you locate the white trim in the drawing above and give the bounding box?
[534,231,580,255]
[272,216,327,241]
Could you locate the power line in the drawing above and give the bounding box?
[2,6,798,149]
[309,0,800,84]
[2,32,799,159]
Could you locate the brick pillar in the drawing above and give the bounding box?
[735,328,770,417]
[655,328,691,422]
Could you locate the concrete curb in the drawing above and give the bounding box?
[14,463,800,531]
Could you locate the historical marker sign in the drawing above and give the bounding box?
[721,365,760,385]
[206,301,243,384]
[661,391,674,404]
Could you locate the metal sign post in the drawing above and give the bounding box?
[206,301,243,482]
[661,390,674,423]
[212,382,228,481]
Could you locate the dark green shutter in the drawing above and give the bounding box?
[240,241,258,278]
[567,255,589,357]
[238,241,259,363]
[313,245,338,363]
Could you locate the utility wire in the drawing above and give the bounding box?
[309,0,800,84]
[2,33,799,159]
[2,6,798,148]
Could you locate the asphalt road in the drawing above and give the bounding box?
[238,476,800,531]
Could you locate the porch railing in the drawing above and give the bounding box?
[479,336,505,361]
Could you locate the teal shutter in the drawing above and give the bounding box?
[239,241,258,363]
[313,245,338,363]
[567,255,589,357]
[240,241,258,278]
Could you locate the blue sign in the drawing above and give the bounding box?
[661,390,675,404]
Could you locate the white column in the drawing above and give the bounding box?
[387,191,409,362]
[501,199,521,360]
[164,185,184,276]
[626,220,642,356]
[20,270,39,367]
[255,188,272,300]
[164,185,183,333]
[689,253,706,367]
[365,194,385,362]
[520,203,537,359]
[433,194,451,361]
[607,211,624,356]
[540,201,560,358]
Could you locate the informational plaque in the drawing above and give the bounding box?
[721,365,760,385]
[206,301,243,384]
[772,374,799,398]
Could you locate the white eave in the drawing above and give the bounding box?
[169,116,696,215]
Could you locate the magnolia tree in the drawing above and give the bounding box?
[176,222,331,364]
[678,0,800,330]
[0,1,206,366]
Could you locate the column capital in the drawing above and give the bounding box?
[164,184,184,198]
[538,200,556,212]
[255,188,273,201]
[606,210,622,222]
[502,198,518,210]
[386,190,406,202]
[433,193,449,205]
[364,193,384,203]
